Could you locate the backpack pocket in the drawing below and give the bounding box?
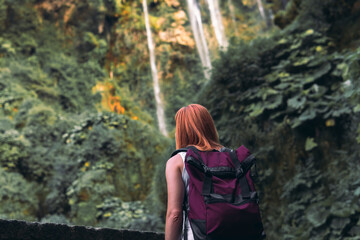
[205,201,263,240]
[190,219,206,240]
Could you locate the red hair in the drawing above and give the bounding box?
[175,104,222,151]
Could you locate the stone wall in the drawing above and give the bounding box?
[0,219,165,240]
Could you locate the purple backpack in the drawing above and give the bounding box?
[171,146,266,240]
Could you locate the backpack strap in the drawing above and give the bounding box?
[170,146,202,158]
[223,148,256,178]
[229,150,243,176]
[222,148,243,177]
[226,148,257,199]
[170,147,190,157]
[174,147,212,196]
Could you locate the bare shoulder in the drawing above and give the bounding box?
[166,154,183,173]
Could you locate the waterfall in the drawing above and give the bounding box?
[142,0,168,136]
[256,0,266,20]
[187,0,212,80]
[256,0,272,28]
[206,0,228,50]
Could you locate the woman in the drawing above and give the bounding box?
[165,104,224,240]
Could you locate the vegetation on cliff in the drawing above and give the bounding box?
[197,0,360,238]
[0,0,170,230]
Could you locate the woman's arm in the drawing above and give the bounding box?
[165,154,185,240]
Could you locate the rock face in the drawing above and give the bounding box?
[165,0,180,8]
[159,25,195,47]
[0,219,164,240]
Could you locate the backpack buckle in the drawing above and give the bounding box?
[236,167,244,179]
[203,165,212,176]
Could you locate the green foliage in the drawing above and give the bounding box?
[14,102,73,182]
[282,0,358,33]
[162,52,205,128]
[67,169,116,226]
[0,37,16,55]
[339,47,360,143]
[64,112,170,200]
[63,112,170,226]
[27,105,57,126]
[1,0,359,236]
[0,0,6,32]
[83,32,108,61]
[0,129,29,171]
[96,197,163,231]
[0,0,172,230]
[0,168,39,221]
[279,153,360,239]
[198,13,360,239]
[149,142,176,220]
[40,214,70,224]
[202,29,358,137]
[304,137,317,151]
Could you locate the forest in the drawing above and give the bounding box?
[0,0,360,239]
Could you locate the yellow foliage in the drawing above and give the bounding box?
[92,82,126,114]
[242,0,256,7]
[63,4,75,24]
[279,72,290,78]
[305,29,314,36]
[69,198,75,205]
[278,38,287,44]
[293,58,310,66]
[316,46,323,52]
[103,212,112,217]
[92,82,106,93]
[326,119,335,127]
[115,0,122,8]
[84,162,90,167]
[7,163,15,168]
